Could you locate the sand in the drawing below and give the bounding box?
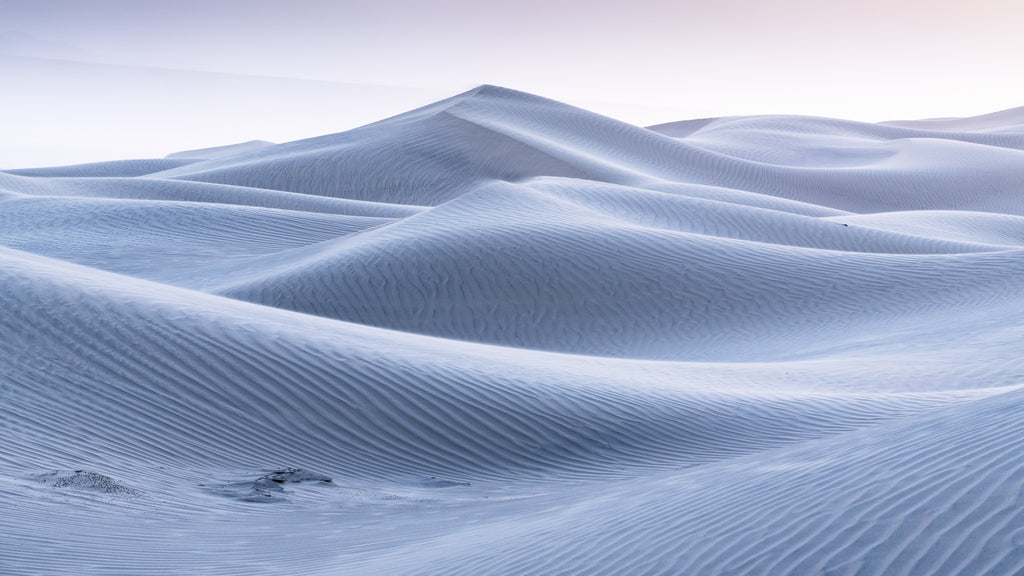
[2,86,1023,575]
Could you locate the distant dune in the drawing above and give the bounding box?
[879,104,1024,132]
[2,86,1024,575]
[165,140,276,160]
[0,53,450,170]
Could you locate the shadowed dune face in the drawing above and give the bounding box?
[2,86,1024,575]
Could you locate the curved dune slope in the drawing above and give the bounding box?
[2,86,1024,574]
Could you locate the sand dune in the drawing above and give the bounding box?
[2,86,1024,574]
[0,53,449,170]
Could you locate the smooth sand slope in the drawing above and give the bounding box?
[2,86,1024,575]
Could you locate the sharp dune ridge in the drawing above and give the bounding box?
[2,85,1024,574]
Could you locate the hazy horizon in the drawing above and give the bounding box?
[2,0,1022,167]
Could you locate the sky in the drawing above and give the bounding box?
[2,0,1022,168]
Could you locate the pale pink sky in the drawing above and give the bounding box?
[2,0,1022,166]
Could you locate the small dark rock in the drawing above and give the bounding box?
[416,476,471,488]
[208,468,333,503]
[35,470,139,496]
[262,468,332,484]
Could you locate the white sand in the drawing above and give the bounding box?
[1,86,1023,575]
